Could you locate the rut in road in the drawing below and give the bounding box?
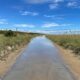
[2,36,76,80]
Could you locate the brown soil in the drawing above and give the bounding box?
[57,45,80,80]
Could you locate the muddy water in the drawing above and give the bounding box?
[3,36,76,80]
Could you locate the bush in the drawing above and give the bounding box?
[58,39,67,46]
[73,47,80,55]
[4,30,16,37]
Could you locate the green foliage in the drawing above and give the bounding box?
[73,47,80,55]
[4,30,16,37]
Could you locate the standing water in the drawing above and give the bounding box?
[2,36,76,80]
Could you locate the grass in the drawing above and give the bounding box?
[0,30,80,60]
[47,35,80,55]
[0,31,40,61]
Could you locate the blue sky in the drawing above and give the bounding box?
[0,0,80,34]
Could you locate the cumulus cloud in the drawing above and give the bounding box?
[49,0,64,9]
[14,24,35,28]
[67,1,80,8]
[21,11,39,16]
[49,3,58,9]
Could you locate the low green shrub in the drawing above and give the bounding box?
[73,47,80,55]
[4,30,16,37]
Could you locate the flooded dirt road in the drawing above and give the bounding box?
[2,36,76,80]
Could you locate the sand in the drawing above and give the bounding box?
[0,46,26,77]
[57,45,80,80]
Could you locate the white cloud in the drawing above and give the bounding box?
[44,15,55,18]
[26,30,67,34]
[23,0,80,10]
[54,0,64,3]
[14,24,35,28]
[41,22,71,28]
[0,19,8,25]
[44,15,64,19]
[49,0,64,9]
[42,22,60,28]
[67,1,80,8]
[23,0,64,10]
[49,3,58,9]
[21,11,39,16]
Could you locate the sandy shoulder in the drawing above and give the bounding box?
[0,46,26,77]
[56,45,80,80]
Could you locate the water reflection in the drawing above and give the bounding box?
[3,36,76,80]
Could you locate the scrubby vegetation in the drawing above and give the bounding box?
[4,30,16,37]
[0,30,80,60]
[47,35,80,55]
[0,30,40,61]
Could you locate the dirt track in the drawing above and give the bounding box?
[57,45,80,80]
[2,36,76,80]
